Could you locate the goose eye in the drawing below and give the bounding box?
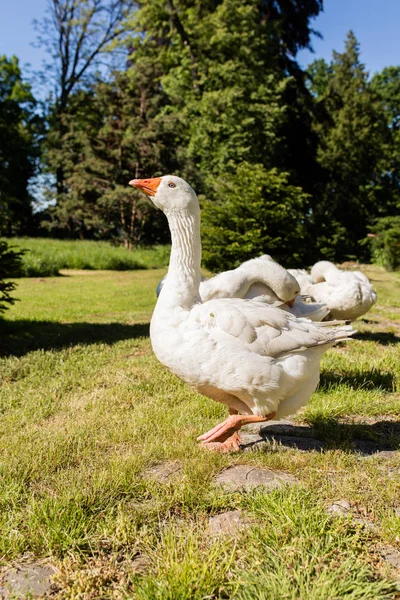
[168,182,176,188]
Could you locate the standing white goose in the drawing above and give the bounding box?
[157,255,330,321]
[130,175,354,452]
[289,261,377,321]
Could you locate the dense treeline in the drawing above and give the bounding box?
[1,0,400,271]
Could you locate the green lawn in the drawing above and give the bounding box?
[0,265,399,598]
[3,237,170,276]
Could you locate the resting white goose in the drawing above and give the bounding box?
[129,175,354,452]
[290,261,377,321]
[157,255,330,321]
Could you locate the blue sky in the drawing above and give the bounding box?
[1,0,400,95]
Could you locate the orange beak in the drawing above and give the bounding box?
[287,298,296,307]
[129,177,162,196]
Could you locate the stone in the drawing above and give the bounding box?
[0,562,56,599]
[244,419,297,435]
[381,546,400,571]
[130,554,151,575]
[326,499,352,516]
[352,517,379,533]
[358,443,398,458]
[144,460,183,483]
[264,435,325,452]
[240,421,324,453]
[208,510,253,537]
[238,433,264,448]
[260,420,315,437]
[214,465,299,493]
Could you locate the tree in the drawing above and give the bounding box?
[368,216,400,271]
[308,32,389,261]
[122,0,322,265]
[371,66,400,215]
[44,65,175,246]
[0,56,40,235]
[127,0,323,190]
[39,0,324,254]
[37,0,135,195]
[201,163,309,271]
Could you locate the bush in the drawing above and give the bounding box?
[369,216,400,271]
[0,241,24,312]
[201,163,309,272]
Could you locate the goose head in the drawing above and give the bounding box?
[311,261,339,283]
[129,175,199,215]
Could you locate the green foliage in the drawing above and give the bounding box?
[309,32,389,261]
[201,163,309,271]
[369,216,400,271]
[43,63,174,245]
[0,241,24,312]
[3,238,170,277]
[11,2,400,269]
[0,56,40,235]
[371,66,400,215]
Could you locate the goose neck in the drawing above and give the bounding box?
[161,208,202,309]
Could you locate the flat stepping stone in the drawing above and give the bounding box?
[243,420,324,452]
[326,501,379,532]
[260,420,316,437]
[244,419,298,435]
[381,546,400,574]
[214,465,298,493]
[355,441,398,457]
[326,499,352,516]
[144,460,183,483]
[240,433,325,452]
[0,562,56,599]
[130,554,151,575]
[208,510,253,537]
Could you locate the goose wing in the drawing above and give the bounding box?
[190,298,353,359]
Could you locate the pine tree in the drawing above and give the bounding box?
[371,66,400,215]
[309,32,389,261]
[201,164,309,270]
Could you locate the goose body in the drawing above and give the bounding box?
[290,261,377,321]
[157,255,330,321]
[130,176,354,452]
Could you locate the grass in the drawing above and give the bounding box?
[0,264,399,598]
[3,237,170,276]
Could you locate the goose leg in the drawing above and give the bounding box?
[198,411,276,453]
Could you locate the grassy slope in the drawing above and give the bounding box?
[3,237,170,276]
[0,265,399,598]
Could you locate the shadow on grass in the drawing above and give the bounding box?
[319,368,396,392]
[0,319,150,357]
[353,331,400,345]
[254,418,400,455]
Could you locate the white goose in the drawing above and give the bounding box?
[157,255,330,321]
[289,261,377,321]
[130,176,354,452]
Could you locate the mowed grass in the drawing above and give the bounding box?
[0,265,399,598]
[3,237,170,276]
